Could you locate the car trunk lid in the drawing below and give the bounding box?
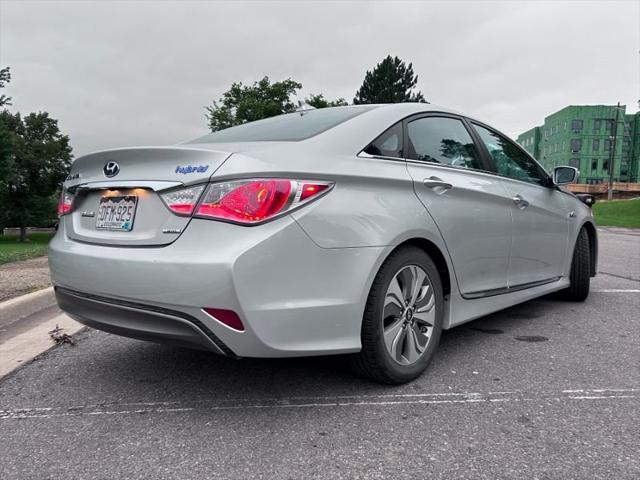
[63,146,232,246]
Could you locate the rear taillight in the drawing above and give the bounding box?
[57,189,74,217]
[159,184,205,216]
[194,179,332,224]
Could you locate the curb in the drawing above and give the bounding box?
[0,313,84,378]
[0,286,56,327]
[597,227,640,236]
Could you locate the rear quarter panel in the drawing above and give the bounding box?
[214,149,461,328]
[214,149,449,250]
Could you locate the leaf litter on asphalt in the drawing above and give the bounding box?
[48,324,75,346]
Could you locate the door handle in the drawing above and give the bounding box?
[423,176,453,190]
[512,194,530,209]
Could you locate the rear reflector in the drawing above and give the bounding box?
[202,308,245,332]
[159,185,205,216]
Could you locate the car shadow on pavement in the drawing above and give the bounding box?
[54,295,568,403]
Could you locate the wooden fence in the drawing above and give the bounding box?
[566,183,640,194]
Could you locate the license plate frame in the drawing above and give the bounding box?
[95,195,138,232]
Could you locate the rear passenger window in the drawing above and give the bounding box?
[473,124,547,186]
[363,122,403,158]
[407,117,483,170]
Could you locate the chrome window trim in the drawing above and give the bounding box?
[356,151,405,162]
[357,151,514,181]
[404,158,496,176]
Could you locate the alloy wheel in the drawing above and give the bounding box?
[382,265,436,365]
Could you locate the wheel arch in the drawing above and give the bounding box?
[388,237,452,298]
[581,221,598,277]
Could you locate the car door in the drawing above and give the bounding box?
[404,114,513,297]
[471,122,570,287]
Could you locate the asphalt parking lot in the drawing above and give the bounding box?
[1,229,638,479]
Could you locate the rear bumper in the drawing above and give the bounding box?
[55,287,234,356]
[49,216,388,357]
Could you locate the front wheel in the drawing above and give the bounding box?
[560,228,591,301]
[350,247,444,384]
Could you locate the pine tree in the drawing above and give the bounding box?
[353,56,426,104]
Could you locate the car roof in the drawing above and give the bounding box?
[298,102,481,154]
[185,103,485,156]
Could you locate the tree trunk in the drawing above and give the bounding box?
[19,225,28,243]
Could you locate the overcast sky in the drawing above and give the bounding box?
[1,0,638,157]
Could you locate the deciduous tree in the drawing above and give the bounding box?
[305,93,348,109]
[0,67,11,107]
[206,77,302,132]
[0,111,72,241]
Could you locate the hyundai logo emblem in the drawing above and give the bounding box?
[103,161,120,178]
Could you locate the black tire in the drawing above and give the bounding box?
[561,228,591,301]
[349,246,444,384]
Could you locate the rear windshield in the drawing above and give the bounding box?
[188,105,377,144]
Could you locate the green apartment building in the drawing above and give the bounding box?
[516,105,639,184]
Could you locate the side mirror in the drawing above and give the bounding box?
[552,166,579,185]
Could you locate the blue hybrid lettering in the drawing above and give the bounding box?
[175,165,209,174]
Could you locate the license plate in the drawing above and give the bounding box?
[96,195,138,231]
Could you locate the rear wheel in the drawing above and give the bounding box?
[561,228,591,301]
[350,247,444,384]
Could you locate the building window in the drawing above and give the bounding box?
[555,125,559,134]
[570,158,580,168]
[571,139,581,152]
[604,139,611,151]
[593,120,601,133]
[571,120,583,132]
[591,159,598,172]
[605,119,614,132]
[592,139,599,152]
[603,159,609,172]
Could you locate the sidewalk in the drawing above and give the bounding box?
[597,226,640,236]
[0,256,51,302]
[0,255,80,378]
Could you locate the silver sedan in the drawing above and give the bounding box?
[50,104,597,383]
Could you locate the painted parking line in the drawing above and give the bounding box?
[592,289,640,293]
[1,387,637,420]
